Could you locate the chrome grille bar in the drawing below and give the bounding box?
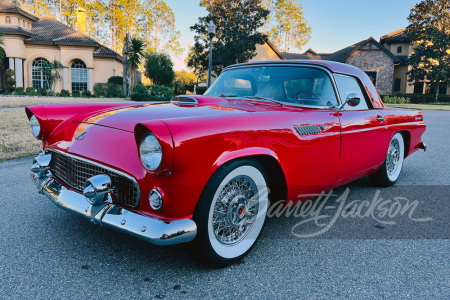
[48,150,140,208]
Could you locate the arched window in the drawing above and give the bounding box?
[5,16,11,24]
[71,60,87,91]
[32,58,50,90]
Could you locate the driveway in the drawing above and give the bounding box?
[0,110,448,299]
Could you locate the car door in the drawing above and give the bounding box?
[334,74,389,180]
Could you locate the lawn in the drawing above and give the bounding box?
[388,103,450,111]
[0,96,127,108]
[0,96,133,161]
[0,108,42,161]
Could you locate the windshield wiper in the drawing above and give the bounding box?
[242,96,283,106]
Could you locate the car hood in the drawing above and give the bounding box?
[77,96,291,132]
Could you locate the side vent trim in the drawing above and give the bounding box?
[295,124,322,136]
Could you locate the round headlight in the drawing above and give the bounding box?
[140,133,163,171]
[29,115,41,138]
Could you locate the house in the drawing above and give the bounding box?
[283,37,400,95]
[380,29,450,96]
[0,0,122,93]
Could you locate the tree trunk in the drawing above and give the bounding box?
[435,83,439,102]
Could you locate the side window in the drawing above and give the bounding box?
[334,75,369,110]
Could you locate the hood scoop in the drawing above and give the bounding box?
[171,96,198,107]
[295,124,323,136]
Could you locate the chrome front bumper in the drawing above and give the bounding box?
[30,172,197,246]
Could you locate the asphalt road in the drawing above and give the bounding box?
[1,110,449,299]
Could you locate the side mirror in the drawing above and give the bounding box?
[338,93,361,110]
[346,93,361,107]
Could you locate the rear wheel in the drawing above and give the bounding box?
[190,159,269,267]
[370,132,405,186]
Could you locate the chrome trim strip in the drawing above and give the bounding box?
[47,149,141,208]
[31,172,197,246]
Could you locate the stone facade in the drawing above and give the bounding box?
[345,42,395,95]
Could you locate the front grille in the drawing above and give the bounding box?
[49,151,140,208]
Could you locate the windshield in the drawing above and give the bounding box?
[205,66,339,106]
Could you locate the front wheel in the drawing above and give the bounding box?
[370,132,405,186]
[190,159,269,267]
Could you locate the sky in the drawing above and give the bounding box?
[165,0,420,71]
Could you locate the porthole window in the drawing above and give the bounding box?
[71,60,88,91]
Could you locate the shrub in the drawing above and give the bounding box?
[47,90,55,96]
[59,89,70,97]
[93,83,107,97]
[14,87,25,95]
[5,69,15,93]
[72,90,81,97]
[382,95,411,104]
[82,89,92,97]
[107,76,123,85]
[7,78,16,93]
[106,83,124,98]
[25,87,36,95]
[37,88,47,96]
[132,84,147,94]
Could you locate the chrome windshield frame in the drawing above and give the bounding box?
[205,63,344,109]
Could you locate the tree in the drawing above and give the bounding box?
[41,59,64,92]
[406,0,450,101]
[174,70,197,93]
[142,0,183,55]
[187,0,270,75]
[144,52,174,86]
[268,0,311,53]
[0,31,5,63]
[127,37,145,88]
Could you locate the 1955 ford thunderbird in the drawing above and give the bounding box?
[27,61,426,267]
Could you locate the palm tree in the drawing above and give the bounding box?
[127,38,145,89]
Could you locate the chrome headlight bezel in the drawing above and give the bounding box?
[29,115,41,139]
[139,132,163,171]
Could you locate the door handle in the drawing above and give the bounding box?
[376,115,385,122]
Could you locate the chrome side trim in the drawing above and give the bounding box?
[31,173,197,246]
[47,149,141,208]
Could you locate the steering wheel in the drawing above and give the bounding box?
[293,90,326,105]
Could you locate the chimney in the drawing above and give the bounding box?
[76,7,86,35]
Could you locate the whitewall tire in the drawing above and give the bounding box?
[191,159,269,267]
[370,132,405,186]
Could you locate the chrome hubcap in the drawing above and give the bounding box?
[387,138,400,175]
[212,175,258,245]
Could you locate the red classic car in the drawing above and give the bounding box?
[27,61,426,267]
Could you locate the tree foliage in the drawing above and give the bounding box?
[40,59,64,92]
[10,0,182,55]
[187,0,270,75]
[0,30,5,63]
[267,0,311,52]
[142,0,183,55]
[144,52,175,86]
[406,0,450,100]
[127,37,145,87]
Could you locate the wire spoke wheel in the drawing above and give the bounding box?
[387,138,401,175]
[212,175,259,245]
